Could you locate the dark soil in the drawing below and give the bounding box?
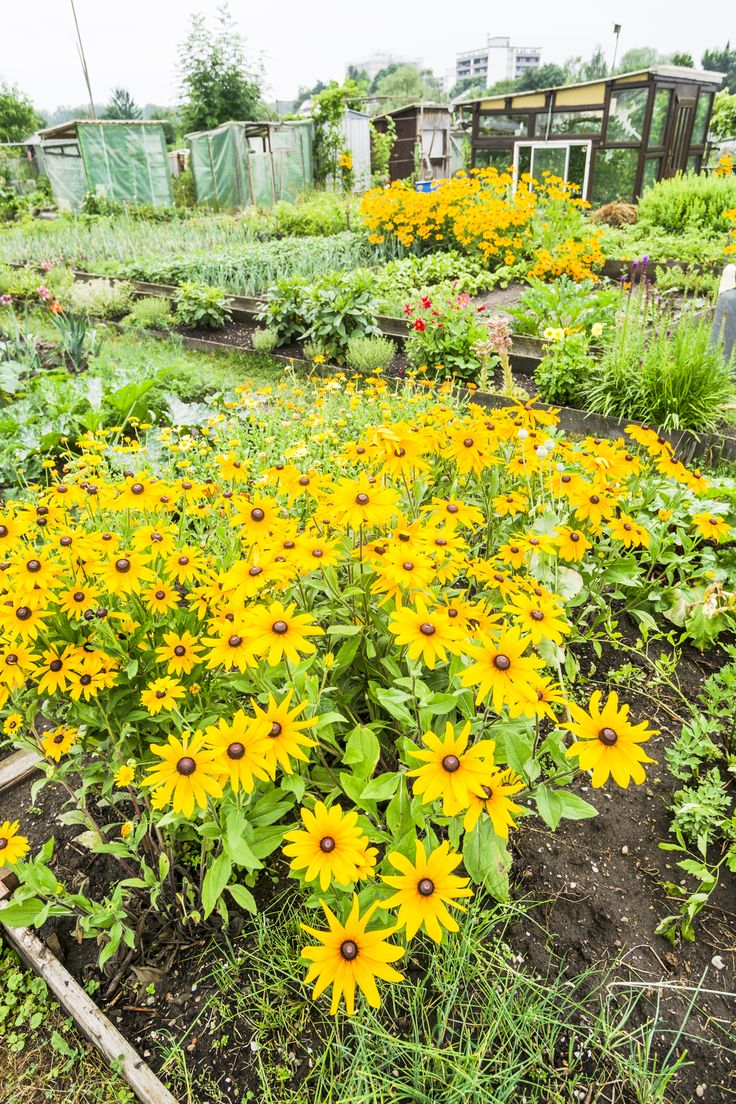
[3,619,735,1102]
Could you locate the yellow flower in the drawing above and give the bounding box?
[461,627,544,712]
[382,839,472,942]
[301,896,404,1015]
[114,764,135,787]
[246,600,324,667]
[283,802,370,891]
[205,710,271,793]
[142,730,224,816]
[408,722,495,817]
[0,820,30,867]
[463,767,525,835]
[250,691,316,776]
[140,676,186,715]
[562,690,656,788]
[388,596,462,669]
[41,725,79,762]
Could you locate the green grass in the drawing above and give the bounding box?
[0,943,136,1104]
[156,893,698,1104]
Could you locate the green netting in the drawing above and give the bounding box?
[42,142,87,211]
[0,149,39,194]
[188,121,314,209]
[76,123,173,207]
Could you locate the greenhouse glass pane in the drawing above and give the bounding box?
[591,147,639,205]
[607,88,648,142]
[648,90,670,146]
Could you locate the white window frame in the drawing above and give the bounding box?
[512,139,592,197]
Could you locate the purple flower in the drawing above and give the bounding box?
[37,285,51,300]
[0,294,11,306]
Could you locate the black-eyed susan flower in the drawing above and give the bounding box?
[388,596,462,669]
[155,630,204,675]
[2,712,23,737]
[250,691,316,776]
[246,600,323,667]
[41,725,79,762]
[408,722,495,817]
[141,676,186,715]
[142,580,181,615]
[562,690,656,788]
[328,475,400,531]
[34,645,79,696]
[58,584,101,620]
[461,627,544,713]
[0,820,30,867]
[607,515,650,549]
[463,768,525,835]
[691,511,731,543]
[553,526,591,562]
[205,710,271,793]
[301,896,404,1015]
[142,730,224,816]
[503,590,569,646]
[97,552,153,596]
[203,624,257,672]
[382,839,472,942]
[283,802,370,891]
[420,496,484,531]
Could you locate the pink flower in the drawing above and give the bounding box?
[37,285,51,300]
[40,261,52,272]
[457,293,470,307]
[0,294,11,306]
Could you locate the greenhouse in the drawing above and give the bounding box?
[38,120,173,212]
[460,66,724,205]
[187,120,314,209]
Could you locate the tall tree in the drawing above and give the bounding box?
[0,83,44,143]
[710,89,736,139]
[671,52,694,67]
[702,44,736,93]
[615,47,659,73]
[103,88,142,120]
[517,64,570,91]
[373,64,443,111]
[177,4,264,133]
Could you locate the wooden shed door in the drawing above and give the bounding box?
[664,87,697,176]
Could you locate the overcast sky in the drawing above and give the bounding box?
[2,0,732,112]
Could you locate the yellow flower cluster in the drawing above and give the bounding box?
[527,236,605,282]
[715,153,734,177]
[725,208,736,255]
[359,169,598,276]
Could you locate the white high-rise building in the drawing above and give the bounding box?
[455,36,541,89]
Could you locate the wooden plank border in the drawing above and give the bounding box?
[0,874,178,1104]
[0,748,41,794]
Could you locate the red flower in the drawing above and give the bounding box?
[403,304,413,317]
[420,296,432,309]
[414,318,426,332]
[476,304,487,312]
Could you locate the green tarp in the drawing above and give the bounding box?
[41,122,173,212]
[77,123,173,207]
[188,121,313,210]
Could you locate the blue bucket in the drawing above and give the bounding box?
[414,180,438,193]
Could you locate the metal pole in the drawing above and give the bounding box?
[611,24,622,75]
[69,0,96,118]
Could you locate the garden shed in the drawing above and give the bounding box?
[339,108,371,190]
[187,120,314,210]
[38,120,173,212]
[372,103,453,181]
[459,66,723,205]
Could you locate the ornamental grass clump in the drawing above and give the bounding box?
[0,373,733,1014]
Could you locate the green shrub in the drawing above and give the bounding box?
[405,294,488,382]
[637,171,736,234]
[584,308,736,431]
[121,296,173,331]
[251,327,279,353]
[271,193,355,237]
[301,271,381,363]
[66,278,133,319]
[508,276,619,337]
[174,281,232,330]
[535,332,594,406]
[345,333,396,374]
[258,277,311,344]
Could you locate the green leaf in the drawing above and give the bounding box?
[361,772,401,802]
[369,685,415,728]
[226,884,257,914]
[201,852,232,919]
[535,785,597,830]
[385,776,414,838]
[0,898,48,927]
[462,820,511,901]
[342,726,380,779]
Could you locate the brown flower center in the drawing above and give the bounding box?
[249,565,263,576]
[115,558,131,573]
[270,721,282,737]
[442,754,460,773]
[419,623,436,636]
[599,727,618,746]
[155,690,167,700]
[49,660,63,672]
[570,533,580,543]
[272,621,288,635]
[15,607,32,621]
[174,645,186,657]
[227,742,245,760]
[355,492,370,506]
[0,838,7,849]
[319,836,336,853]
[176,756,196,776]
[463,437,474,448]
[26,560,41,573]
[530,610,544,622]
[446,503,459,514]
[493,654,511,671]
[228,635,243,647]
[250,508,265,522]
[340,940,358,961]
[155,590,166,600]
[417,878,435,897]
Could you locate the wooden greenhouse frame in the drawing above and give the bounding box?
[458,66,724,204]
[372,103,453,181]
